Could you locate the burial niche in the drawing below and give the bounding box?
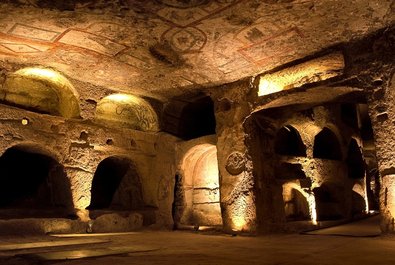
[177,144,222,227]
[163,94,216,140]
[313,127,342,160]
[274,125,306,156]
[282,186,310,221]
[89,156,143,210]
[313,182,345,220]
[0,145,72,218]
[1,67,80,118]
[346,139,365,179]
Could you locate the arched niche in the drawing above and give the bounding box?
[163,93,216,140]
[89,156,143,210]
[346,139,365,179]
[352,183,367,215]
[275,162,306,180]
[95,94,159,132]
[282,184,310,221]
[313,127,342,160]
[1,67,80,118]
[0,144,72,218]
[274,125,306,156]
[313,182,345,220]
[176,144,222,227]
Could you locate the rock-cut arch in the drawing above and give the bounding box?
[1,67,80,118]
[89,156,144,210]
[274,125,306,156]
[95,94,159,132]
[0,144,73,218]
[176,144,222,227]
[313,127,342,160]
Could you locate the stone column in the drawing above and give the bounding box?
[64,167,94,222]
[213,80,257,233]
[366,72,395,232]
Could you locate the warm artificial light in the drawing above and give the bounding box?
[257,52,344,97]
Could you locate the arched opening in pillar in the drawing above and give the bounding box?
[313,182,345,220]
[352,183,367,216]
[176,144,222,228]
[0,145,72,218]
[89,156,143,211]
[163,93,216,140]
[313,127,342,160]
[359,104,380,211]
[282,185,310,221]
[1,67,80,118]
[274,125,306,156]
[346,139,365,179]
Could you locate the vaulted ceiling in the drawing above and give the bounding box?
[0,0,393,101]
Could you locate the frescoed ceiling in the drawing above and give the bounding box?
[0,0,393,100]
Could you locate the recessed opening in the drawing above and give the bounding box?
[346,139,365,179]
[106,139,114,145]
[275,163,306,179]
[352,184,366,216]
[274,125,306,156]
[313,183,345,220]
[163,94,216,140]
[283,187,310,221]
[0,145,72,218]
[21,118,29,125]
[176,144,222,227]
[341,104,359,129]
[89,156,143,210]
[2,67,80,118]
[313,127,342,160]
[79,131,88,141]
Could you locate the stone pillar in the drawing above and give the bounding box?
[213,81,257,233]
[366,72,395,232]
[64,167,94,222]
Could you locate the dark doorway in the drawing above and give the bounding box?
[89,156,143,210]
[313,127,342,160]
[346,139,365,179]
[0,145,72,218]
[275,125,306,156]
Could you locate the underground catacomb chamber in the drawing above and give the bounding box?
[89,156,144,211]
[0,145,72,218]
[174,144,222,227]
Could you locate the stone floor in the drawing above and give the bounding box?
[1,217,395,265]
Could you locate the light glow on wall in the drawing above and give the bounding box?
[282,183,317,225]
[258,52,344,97]
[95,93,159,132]
[229,195,253,232]
[307,193,318,225]
[181,144,222,226]
[2,67,80,118]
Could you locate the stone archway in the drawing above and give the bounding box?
[176,144,222,227]
[0,144,72,218]
[275,125,306,157]
[95,94,159,132]
[1,67,80,118]
[89,156,144,211]
[313,127,342,160]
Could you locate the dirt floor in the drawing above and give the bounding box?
[0,217,394,265]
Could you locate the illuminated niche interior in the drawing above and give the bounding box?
[95,93,159,132]
[176,144,222,227]
[1,67,81,118]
